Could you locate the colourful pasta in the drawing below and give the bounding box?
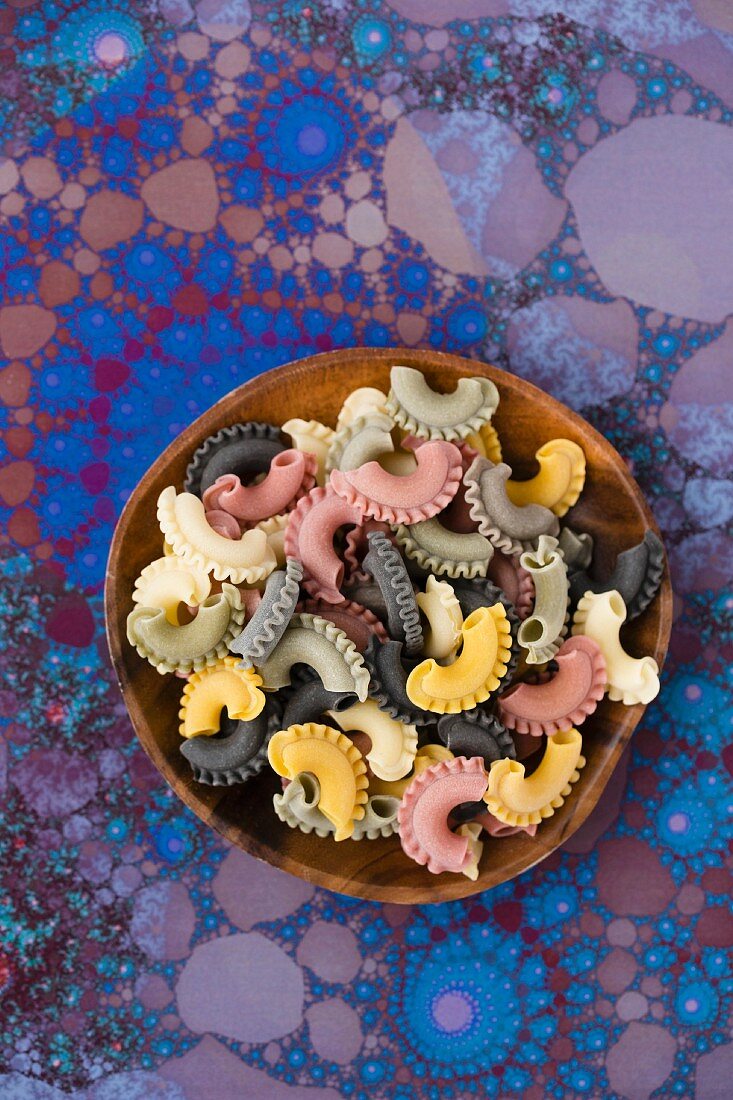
[398,756,489,878]
[572,589,660,705]
[484,728,586,827]
[267,723,368,841]
[386,365,499,441]
[406,604,512,713]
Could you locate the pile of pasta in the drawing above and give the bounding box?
[127,366,664,879]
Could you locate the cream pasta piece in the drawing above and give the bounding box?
[572,589,660,705]
[517,534,569,665]
[132,555,211,625]
[157,486,277,585]
[336,386,389,430]
[386,365,499,441]
[282,418,335,486]
[484,728,586,827]
[327,698,418,783]
[416,576,463,662]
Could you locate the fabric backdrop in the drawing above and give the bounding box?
[1,2,732,1098]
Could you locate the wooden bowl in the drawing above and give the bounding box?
[105,349,672,904]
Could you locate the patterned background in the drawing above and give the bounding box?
[1,1,732,1097]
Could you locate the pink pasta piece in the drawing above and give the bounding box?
[300,598,389,652]
[284,484,362,604]
[398,756,488,876]
[202,449,317,522]
[329,439,463,525]
[487,550,535,619]
[204,509,241,539]
[498,635,606,736]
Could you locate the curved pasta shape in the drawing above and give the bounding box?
[178,656,265,736]
[282,418,335,487]
[184,421,285,497]
[571,589,660,705]
[329,439,463,525]
[336,386,389,430]
[398,756,489,878]
[363,636,438,727]
[568,530,665,621]
[326,413,395,473]
[300,598,389,653]
[506,439,586,517]
[284,484,363,604]
[267,723,368,840]
[517,535,569,664]
[395,517,494,579]
[452,576,521,682]
[255,613,370,701]
[436,708,516,764]
[127,584,245,675]
[157,486,277,585]
[180,697,280,785]
[406,604,512,714]
[498,635,606,735]
[229,558,302,667]
[484,728,586,827]
[132,555,211,626]
[464,457,560,554]
[274,773,400,840]
[202,449,317,522]
[327,698,418,782]
[363,530,423,655]
[416,576,463,661]
[386,365,499,441]
[369,744,454,799]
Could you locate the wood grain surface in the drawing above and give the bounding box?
[104,349,672,904]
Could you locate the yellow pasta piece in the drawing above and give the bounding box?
[268,723,368,840]
[369,744,453,798]
[571,589,660,705]
[506,439,586,517]
[336,387,389,430]
[282,418,335,487]
[406,604,512,713]
[178,657,265,738]
[327,698,418,782]
[416,576,464,661]
[157,486,277,585]
[484,728,586,826]
[132,555,211,625]
[466,422,502,465]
